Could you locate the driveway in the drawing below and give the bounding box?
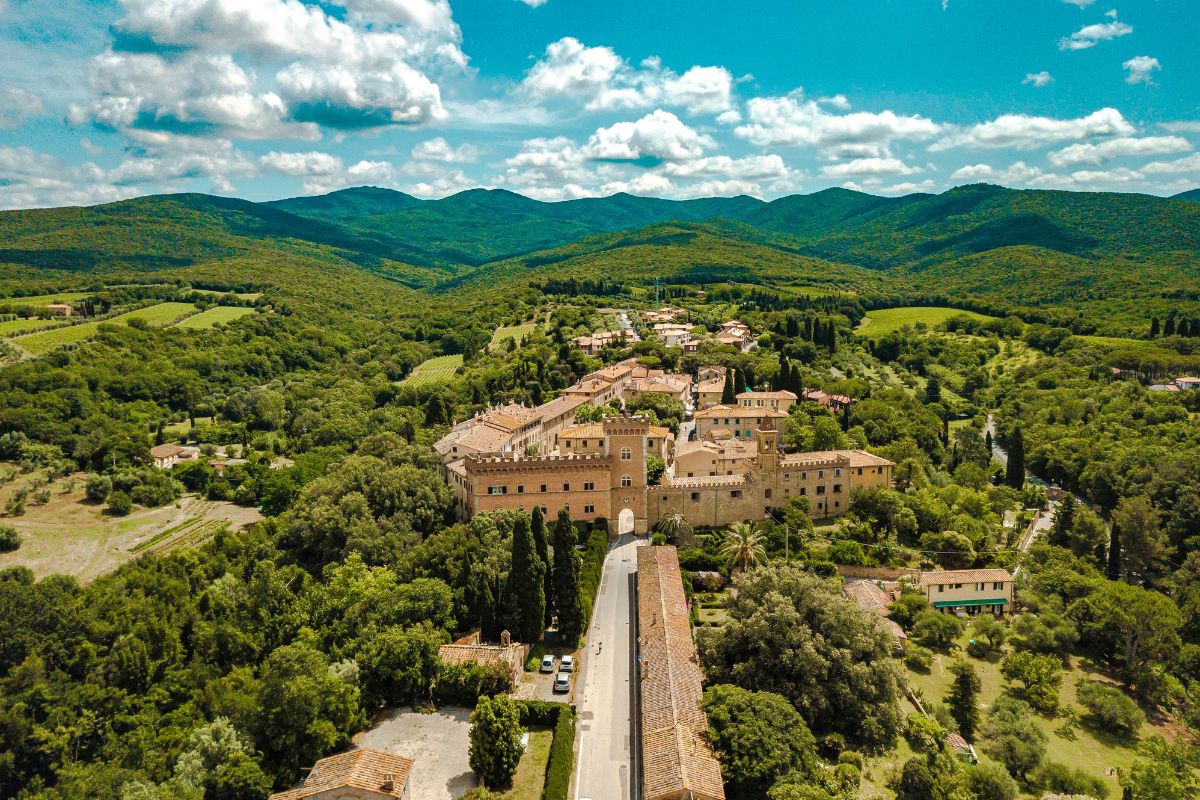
[354,707,475,800]
[573,535,643,800]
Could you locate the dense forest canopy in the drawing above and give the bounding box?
[1,183,1199,799]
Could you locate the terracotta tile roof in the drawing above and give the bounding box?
[834,449,895,468]
[268,748,413,800]
[739,390,798,400]
[843,580,892,613]
[694,405,787,420]
[150,443,186,459]
[438,642,525,677]
[537,394,587,421]
[453,422,515,454]
[558,422,605,440]
[918,568,1013,588]
[637,546,726,800]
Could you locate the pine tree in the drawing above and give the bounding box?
[531,506,553,627]
[721,369,735,404]
[504,515,546,643]
[947,659,981,741]
[552,509,584,644]
[1005,425,1025,489]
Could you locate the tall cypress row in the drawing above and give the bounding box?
[1005,425,1025,489]
[531,506,553,627]
[552,509,584,645]
[504,514,546,644]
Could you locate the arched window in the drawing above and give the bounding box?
[621,474,633,487]
[620,446,632,460]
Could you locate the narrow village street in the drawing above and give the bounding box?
[572,535,643,800]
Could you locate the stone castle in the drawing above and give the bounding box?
[436,357,893,534]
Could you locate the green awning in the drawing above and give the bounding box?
[934,598,1008,608]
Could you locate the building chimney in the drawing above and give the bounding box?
[381,774,395,792]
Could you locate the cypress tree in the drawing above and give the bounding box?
[504,515,546,644]
[1149,316,1161,337]
[1004,425,1025,489]
[531,506,553,627]
[721,369,736,404]
[552,509,584,644]
[1107,520,1122,580]
[1049,495,1077,549]
[1165,315,1176,336]
[947,659,981,741]
[733,367,747,394]
[923,375,942,405]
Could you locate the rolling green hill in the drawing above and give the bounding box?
[1174,188,1200,202]
[2,184,1199,335]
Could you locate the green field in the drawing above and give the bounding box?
[188,289,263,300]
[174,306,257,329]
[490,322,539,351]
[16,302,198,354]
[0,317,68,336]
[857,306,997,339]
[0,292,90,307]
[400,354,463,387]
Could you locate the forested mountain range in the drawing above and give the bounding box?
[3,183,1200,331]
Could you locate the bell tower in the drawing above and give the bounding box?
[603,415,650,534]
[756,416,779,474]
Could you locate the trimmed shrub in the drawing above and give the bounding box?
[905,645,934,673]
[1076,680,1144,738]
[578,526,608,628]
[0,524,21,553]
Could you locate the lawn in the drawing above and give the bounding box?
[0,291,91,307]
[857,307,997,340]
[188,289,262,300]
[499,729,553,800]
[400,354,464,387]
[899,632,1159,799]
[0,317,67,336]
[490,322,539,351]
[174,306,257,329]
[15,302,198,353]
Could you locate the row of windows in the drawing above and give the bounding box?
[935,582,1007,592]
[488,478,628,495]
[673,491,840,510]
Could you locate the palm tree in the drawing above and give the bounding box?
[654,511,693,546]
[721,522,767,573]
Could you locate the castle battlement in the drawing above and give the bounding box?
[662,473,753,489]
[465,452,612,476]
[779,454,848,470]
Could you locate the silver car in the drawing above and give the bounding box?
[553,671,570,693]
[560,655,575,672]
[539,654,556,673]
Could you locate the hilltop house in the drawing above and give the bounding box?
[917,568,1014,616]
[737,389,798,412]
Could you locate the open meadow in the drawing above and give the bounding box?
[0,317,67,336]
[490,322,539,351]
[0,467,260,582]
[857,306,997,339]
[174,305,257,329]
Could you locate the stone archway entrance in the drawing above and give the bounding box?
[618,507,635,535]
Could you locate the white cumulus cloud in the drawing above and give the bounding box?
[931,107,1134,151]
[586,109,714,162]
[411,137,479,162]
[518,37,733,115]
[1047,136,1191,167]
[1123,56,1161,85]
[733,91,941,152]
[1023,71,1053,88]
[1059,12,1132,50]
[821,157,919,178]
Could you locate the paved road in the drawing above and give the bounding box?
[573,535,643,800]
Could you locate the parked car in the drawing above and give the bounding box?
[553,671,571,693]
[540,654,556,673]
[560,655,575,672]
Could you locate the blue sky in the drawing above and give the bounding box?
[1,0,1198,208]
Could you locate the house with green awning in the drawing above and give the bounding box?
[918,568,1014,616]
